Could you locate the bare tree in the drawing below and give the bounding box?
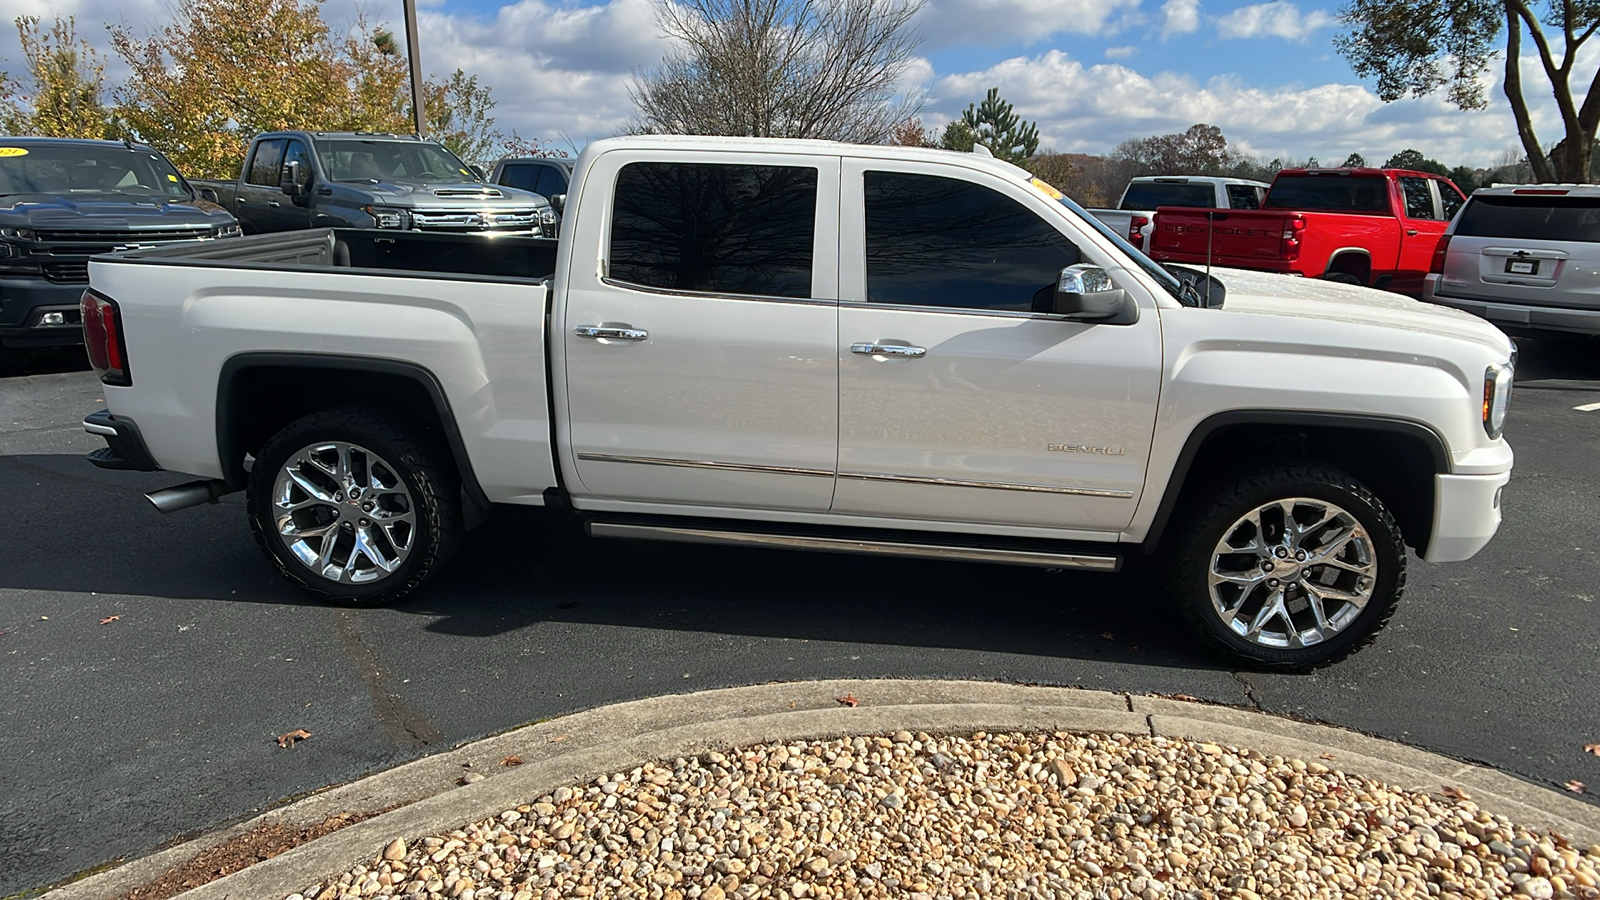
[629,0,925,144]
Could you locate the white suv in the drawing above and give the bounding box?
[1424,184,1600,335]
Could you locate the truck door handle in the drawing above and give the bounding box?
[574,324,648,341]
[851,341,926,359]
[268,200,281,208]
[1406,229,1419,236]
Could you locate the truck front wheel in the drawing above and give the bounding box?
[247,407,461,606]
[1168,463,1406,671]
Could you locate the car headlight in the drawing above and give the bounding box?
[212,223,243,238]
[364,205,407,229]
[0,227,35,240]
[1483,362,1513,439]
[540,207,558,225]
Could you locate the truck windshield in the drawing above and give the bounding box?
[314,139,478,183]
[0,144,192,198]
[1263,175,1390,215]
[1121,182,1214,209]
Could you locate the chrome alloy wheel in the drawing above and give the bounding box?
[1207,498,1377,649]
[271,441,416,584]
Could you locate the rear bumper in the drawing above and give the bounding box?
[0,276,85,347]
[1423,469,1511,563]
[83,409,162,471]
[1423,279,1600,336]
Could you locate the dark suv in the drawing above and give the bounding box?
[0,137,239,352]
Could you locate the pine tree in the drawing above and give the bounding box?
[959,87,1038,164]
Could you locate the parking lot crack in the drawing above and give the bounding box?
[1232,672,1263,711]
[333,610,445,748]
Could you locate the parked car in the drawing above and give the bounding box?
[1149,167,1466,296]
[1422,184,1600,336]
[1087,175,1268,252]
[81,136,1514,671]
[193,132,556,237]
[0,137,239,354]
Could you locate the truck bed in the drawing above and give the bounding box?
[116,227,560,282]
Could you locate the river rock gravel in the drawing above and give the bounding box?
[285,731,1600,900]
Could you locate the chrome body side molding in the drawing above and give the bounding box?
[576,452,833,478]
[838,471,1136,499]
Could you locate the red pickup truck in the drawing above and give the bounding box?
[1148,168,1466,297]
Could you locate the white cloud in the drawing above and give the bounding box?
[917,0,1141,48]
[1215,1,1337,41]
[1104,45,1137,59]
[928,49,1527,167]
[1159,0,1200,38]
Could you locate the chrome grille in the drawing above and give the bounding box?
[410,208,541,232]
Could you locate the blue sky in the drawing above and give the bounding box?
[3,0,1558,168]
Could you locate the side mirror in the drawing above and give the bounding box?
[1052,264,1137,323]
[280,160,306,198]
[469,165,487,181]
[549,193,566,214]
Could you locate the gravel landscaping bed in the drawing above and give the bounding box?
[287,731,1600,900]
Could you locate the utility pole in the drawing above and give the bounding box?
[402,0,426,137]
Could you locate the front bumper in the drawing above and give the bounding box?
[0,276,86,348]
[1423,280,1600,336]
[1422,469,1511,562]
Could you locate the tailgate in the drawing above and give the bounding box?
[1440,194,1600,310]
[1148,208,1293,264]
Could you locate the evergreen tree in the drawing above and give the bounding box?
[959,87,1038,164]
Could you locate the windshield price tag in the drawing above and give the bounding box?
[0,147,28,157]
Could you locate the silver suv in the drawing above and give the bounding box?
[1423,184,1600,335]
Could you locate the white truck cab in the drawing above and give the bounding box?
[81,136,1515,671]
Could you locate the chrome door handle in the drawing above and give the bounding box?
[851,341,926,359]
[574,324,648,341]
[268,200,281,208]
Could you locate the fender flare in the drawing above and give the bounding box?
[1140,409,1451,553]
[216,351,492,529]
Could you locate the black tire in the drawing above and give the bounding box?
[1321,272,1363,285]
[1167,462,1406,671]
[247,407,462,606]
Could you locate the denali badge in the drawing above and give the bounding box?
[1048,443,1126,455]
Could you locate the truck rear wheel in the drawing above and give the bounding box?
[247,407,461,606]
[1168,462,1405,671]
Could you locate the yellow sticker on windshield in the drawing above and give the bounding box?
[167,173,179,181]
[460,168,470,176]
[1030,177,1064,201]
[0,147,28,157]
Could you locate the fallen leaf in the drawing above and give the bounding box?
[1440,785,1471,801]
[1099,632,1115,640]
[1566,780,1587,794]
[1319,753,1336,760]
[276,729,312,748]
[1584,743,1600,757]
[500,755,523,767]
[99,616,120,625]
[836,693,860,708]
[547,733,569,743]
[1168,694,1199,702]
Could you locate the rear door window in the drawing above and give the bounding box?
[608,161,818,299]
[1226,184,1263,209]
[1455,195,1600,242]
[1399,177,1437,220]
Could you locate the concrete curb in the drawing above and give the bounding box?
[44,680,1600,900]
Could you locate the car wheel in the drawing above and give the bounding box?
[1168,462,1405,671]
[247,407,461,606]
[1321,272,1363,285]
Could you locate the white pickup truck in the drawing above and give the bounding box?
[1088,175,1270,253]
[80,136,1515,671]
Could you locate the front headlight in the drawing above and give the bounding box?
[1483,362,1513,439]
[212,223,243,238]
[540,207,558,225]
[364,205,407,229]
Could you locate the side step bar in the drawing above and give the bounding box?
[587,521,1120,571]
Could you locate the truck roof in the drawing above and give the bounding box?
[0,136,162,152]
[1470,183,1600,197]
[1278,167,1451,179]
[256,131,438,142]
[580,134,1038,184]
[1130,175,1269,187]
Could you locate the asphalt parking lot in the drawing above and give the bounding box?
[2,336,1598,895]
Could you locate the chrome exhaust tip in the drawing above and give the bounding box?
[145,479,234,514]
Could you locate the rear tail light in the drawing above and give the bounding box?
[1430,234,1452,275]
[81,289,131,386]
[1280,215,1306,263]
[1128,215,1149,250]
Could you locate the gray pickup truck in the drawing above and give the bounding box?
[194,132,556,237]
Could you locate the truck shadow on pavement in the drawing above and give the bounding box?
[0,451,1215,669]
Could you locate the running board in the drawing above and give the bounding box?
[587,522,1121,571]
